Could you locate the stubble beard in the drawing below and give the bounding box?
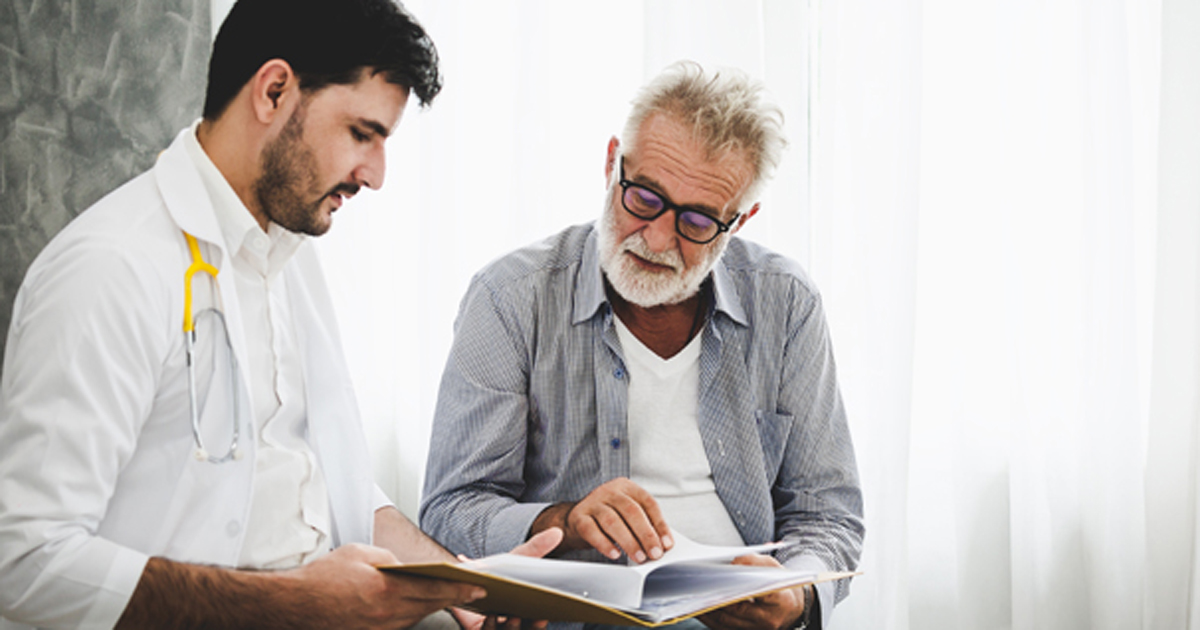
[254,106,335,237]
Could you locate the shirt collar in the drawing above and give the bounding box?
[572,227,609,325]
[709,250,749,327]
[182,120,305,274]
[574,222,749,328]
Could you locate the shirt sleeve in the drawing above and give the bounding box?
[0,238,167,628]
[771,285,865,626]
[372,485,395,513]
[419,275,551,558]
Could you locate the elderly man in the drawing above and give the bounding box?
[421,62,864,630]
[0,1,558,628]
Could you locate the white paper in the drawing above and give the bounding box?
[460,531,798,618]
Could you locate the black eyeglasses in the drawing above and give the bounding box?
[618,158,739,245]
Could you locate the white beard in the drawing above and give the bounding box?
[597,197,728,308]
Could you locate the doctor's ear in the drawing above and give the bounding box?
[249,59,299,124]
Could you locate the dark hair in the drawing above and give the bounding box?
[202,0,442,120]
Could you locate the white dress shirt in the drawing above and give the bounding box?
[184,125,332,569]
[0,126,385,629]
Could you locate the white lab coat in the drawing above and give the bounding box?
[0,128,379,629]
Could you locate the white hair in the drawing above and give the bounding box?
[620,61,788,212]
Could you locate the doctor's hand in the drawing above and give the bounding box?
[696,555,811,630]
[116,545,487,630]
[529,477,673,563]
[450,527,564,630]
[293,543,486,629]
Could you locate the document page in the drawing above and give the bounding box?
[639,562,818,620]
[379,533,851,626]
[629,533,791,577]
[454,532,794,615]
[464,554,643,609]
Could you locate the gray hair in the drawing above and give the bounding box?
[620,61,787,213]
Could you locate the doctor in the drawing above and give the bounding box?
[0,1,558,628]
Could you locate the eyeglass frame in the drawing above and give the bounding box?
[617,157,740,245]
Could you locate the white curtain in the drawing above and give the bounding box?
[816,0,1198,629]
[209,0,1200,627]
[1145,0,1200,628]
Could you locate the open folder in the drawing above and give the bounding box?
[379,533,856,627]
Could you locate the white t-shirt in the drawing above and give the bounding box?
[614,315,744,547]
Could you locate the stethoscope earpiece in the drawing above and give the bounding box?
[194,448,209,461]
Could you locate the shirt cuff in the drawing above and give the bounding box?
[84,546,150,629]
[371,485,395,513]
[485,502,552,556]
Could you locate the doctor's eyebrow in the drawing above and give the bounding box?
[356,119,391,139]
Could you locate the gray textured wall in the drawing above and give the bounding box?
[0,0,211,375]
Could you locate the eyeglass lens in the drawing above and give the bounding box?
[622,185,720,243]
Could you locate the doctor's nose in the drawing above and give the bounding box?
[355,143,387,190]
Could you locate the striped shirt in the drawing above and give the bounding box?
[420,223,864,617]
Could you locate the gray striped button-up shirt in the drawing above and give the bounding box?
[421,223,863,623]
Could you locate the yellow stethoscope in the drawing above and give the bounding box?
[183,231,243,463]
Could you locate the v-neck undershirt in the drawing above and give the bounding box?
[613,315,744,546]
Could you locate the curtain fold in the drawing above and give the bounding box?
[807,0,922,628]
[821,0,1163,628]
[1145,0,1200,627]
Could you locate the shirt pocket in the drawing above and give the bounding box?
[754,410,795,483]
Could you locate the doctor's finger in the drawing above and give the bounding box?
[384,573,487,606]
[485,613,547,630]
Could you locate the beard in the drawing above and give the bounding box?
[597,192,729,308]
[253,106,358,237]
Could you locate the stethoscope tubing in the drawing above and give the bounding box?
[183,231,242,464]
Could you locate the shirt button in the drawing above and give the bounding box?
[226,520,241,537]
[611,438,621,449]
[613,367,625,379]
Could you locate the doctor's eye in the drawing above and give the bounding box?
[350,127,370,143]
